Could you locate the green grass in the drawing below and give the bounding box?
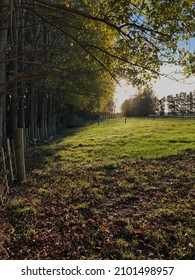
[52,117,195,160]
[1,117,195,260]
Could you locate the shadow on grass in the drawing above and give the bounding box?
[2,145,195,260]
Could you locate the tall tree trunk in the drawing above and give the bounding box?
[0,1,9,148]
[18,0,25,129]
[10,2,19,138]
[3,95,7,146]
[47,92,52,136]
[18,81,25,128]
[52,91,57,134]
[40,93,47,139]
[29,85,35,139]
[34,90,38,138]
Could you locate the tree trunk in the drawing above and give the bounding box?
[3,95,7,146]
[0,1,9,148]
[18,0,25,129]
[40,93,47,139]
[15,128,26,181]
[34,91,38,138]
[18,81,25,129]
[47,92,53,136]
[52,92,57,134]
[9,1,19,138]
[29,85,35,139]
[10,60,18,137]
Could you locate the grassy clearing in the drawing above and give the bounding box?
[52,117,195,161]
[0,118,195,259]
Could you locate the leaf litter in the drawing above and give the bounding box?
[0,145,195,260]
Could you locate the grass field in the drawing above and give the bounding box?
[0,118,195,259]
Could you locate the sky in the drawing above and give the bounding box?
[114,39,195,113]
[114,69,195,112]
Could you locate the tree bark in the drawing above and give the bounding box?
[18,81,25,129]
[10,2,19,138]
[15,128,26,181]
[29,85,35,139]
[47,92,52,136]
[0,1,9,148]
[52,91,57,134]
[40,93,47,139]
[18,0,25,129]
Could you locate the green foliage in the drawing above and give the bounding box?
[64,0,194,84]
[29,0,195,90]
[121,87,157,117]
[1,0,195,150]
[166,91,195,115]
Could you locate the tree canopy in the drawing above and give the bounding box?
[0,0,194,147]
[27,0,195,84]
[121,87,157,117]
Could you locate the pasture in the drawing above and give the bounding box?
[1,118,195,259]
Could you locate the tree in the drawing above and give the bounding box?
[29,0,194,83]
[167,95,178,115]
[166,91,195,116]
[0,0,194,148]
[188,91,195,115]
[121,98,136,117]
[102,97,116,119]
[155,97,166,116]
[0,0,9,147]
[121,87,157,117]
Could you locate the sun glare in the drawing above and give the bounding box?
[114,65,195,113]
[114,80,136,112]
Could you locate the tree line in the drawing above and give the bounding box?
[121,88,195,117]
[0,0,194,148]
[166,91,195,116]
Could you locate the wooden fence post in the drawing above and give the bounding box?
[15,128,26,181]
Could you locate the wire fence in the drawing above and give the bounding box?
[0,139,17,204]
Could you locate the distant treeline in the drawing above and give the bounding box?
[121,88,195,117]
[165,91,195,116]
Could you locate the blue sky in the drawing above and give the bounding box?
[185,37,195,52]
